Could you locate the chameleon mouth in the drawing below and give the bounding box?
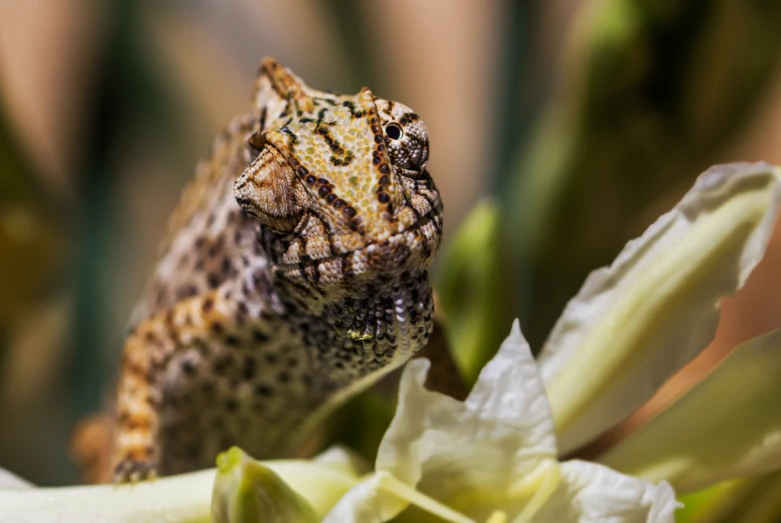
[277,209,441,271]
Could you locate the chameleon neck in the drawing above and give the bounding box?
[275,267,435,382]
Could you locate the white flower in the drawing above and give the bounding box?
[323,321,677,523]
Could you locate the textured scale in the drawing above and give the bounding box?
[112,58,443,480]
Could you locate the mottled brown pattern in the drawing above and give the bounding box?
[111,58,444,481]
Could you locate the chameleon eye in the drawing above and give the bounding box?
[385,123,403,140]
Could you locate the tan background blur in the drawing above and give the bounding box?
[0,0,780,485]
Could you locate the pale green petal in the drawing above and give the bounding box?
[532,460,677,522]
[212,447,319,523]
[600,327,781,494]
[537,162,781,454]
[374,320,559,521]
[0,469,215,522]
[311,445,370,477]
[322,472,414,523]
[0,458,357,521]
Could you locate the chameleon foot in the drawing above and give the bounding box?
[114,459,158,483]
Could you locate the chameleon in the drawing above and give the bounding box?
[111,58,443,481]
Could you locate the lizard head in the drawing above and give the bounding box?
[235,58,443,298]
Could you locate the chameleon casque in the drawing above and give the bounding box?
[111,58,443,480]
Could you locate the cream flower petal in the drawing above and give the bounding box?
[600,327,781,494]
[533,460,677,523]
[537,162,781,454]
[0,457,358,522]
[377,320,558,520]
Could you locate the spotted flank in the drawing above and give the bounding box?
[111,57,443,481]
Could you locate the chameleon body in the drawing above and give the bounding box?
[113,58,443,480]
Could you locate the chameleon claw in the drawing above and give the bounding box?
[114,459,158,484]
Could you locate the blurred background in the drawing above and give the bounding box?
[1,0,780,488]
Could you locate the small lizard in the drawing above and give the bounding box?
[111,58,443,481]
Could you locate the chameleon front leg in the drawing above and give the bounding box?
[113,289,234,482]
[113,320,162,481]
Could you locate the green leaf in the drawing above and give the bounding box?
[436,200,516,383]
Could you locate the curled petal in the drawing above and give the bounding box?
[538,162,781,454]
[377,321,557,505]
[534,460,677,522]
[600,327,781,494]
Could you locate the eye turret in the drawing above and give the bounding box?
[384,113,429,177]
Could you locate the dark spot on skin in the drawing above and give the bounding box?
[399,113,420,125]
[265,353,278,364]
[378,163,390,174]
[225,399,238,412]
[297,166,308,177]
[213,355,233,374]
[372,156,381,165]
[318,185,330,197]
[208,273,220,289]
[306,175,317,185]
[379,175,390,185]
[277,371,291,383]
[242,357,256,380]
[325,193,337,204]
[252,329,269,343]
[343,206,357,218]
[202,297,214,313]
[374,135,383,144]
[378,192,390,203]
[224,335,240,346]
[237,301,248,316]
[255,384,272,397]
[222,258,232,274]
[181,360,196,375]
[334,199,345,209]
[211,321,224,334]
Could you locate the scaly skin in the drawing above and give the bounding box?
[113,58,443,481]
